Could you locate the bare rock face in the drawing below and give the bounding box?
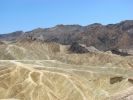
[69,42,89,53]
[69,42,100,53]
[111,49,131,56]
[22,20,133,51]
[110,76,124,84]
[110,48,133,56]
[0,31,24,41]
[0,20,133,52]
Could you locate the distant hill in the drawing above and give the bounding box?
[0,20,133,51]
[0,31,24,41]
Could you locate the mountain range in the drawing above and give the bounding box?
[1,20,133,51]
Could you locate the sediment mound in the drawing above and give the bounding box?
[0,60,133,100]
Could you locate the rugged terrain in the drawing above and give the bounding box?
[1,20,133,51]
[0,20,133,100]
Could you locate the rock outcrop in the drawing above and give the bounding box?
[69,42,89,53]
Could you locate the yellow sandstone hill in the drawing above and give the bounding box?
[0,41,133,100]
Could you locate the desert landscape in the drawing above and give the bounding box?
[0,20,133,100]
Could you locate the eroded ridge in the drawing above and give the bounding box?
[0,60,133,100]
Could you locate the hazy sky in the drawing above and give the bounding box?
[0,0,133,34]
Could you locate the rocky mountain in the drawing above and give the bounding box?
[0,31,24,41]
[1,20,133,52]
[23,21,132,48]
[23,21,132,51]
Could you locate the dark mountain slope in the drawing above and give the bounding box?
[0,20,133,51]
[0,31,24,41]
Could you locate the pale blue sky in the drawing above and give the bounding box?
[0,0,133,34]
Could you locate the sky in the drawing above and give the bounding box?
[0,0,133,34]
